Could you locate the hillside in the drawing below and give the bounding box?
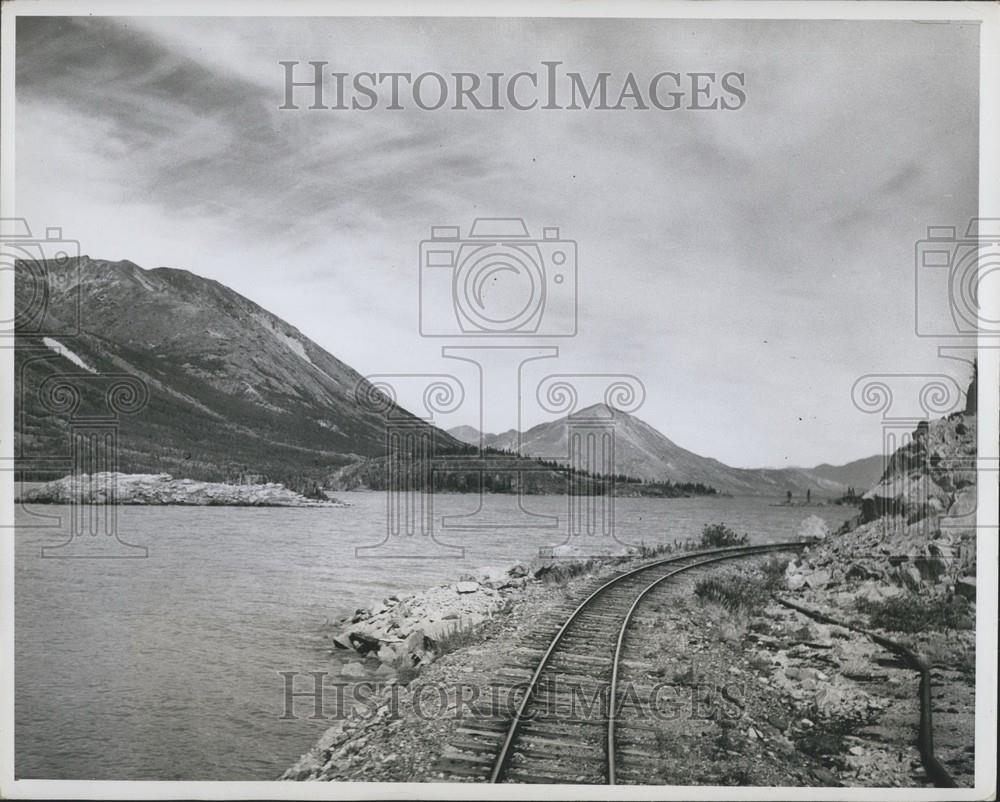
[14,255,877,498]
[14,256,460,484]
[449,404,878,497]
[807,455,885,491]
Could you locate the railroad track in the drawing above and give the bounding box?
[437,541,807,785]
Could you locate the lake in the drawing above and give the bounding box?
[14,492,850,780]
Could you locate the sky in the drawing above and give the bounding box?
[14,16,980,468]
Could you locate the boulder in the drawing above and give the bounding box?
[403,629,427,654]
[955,576,976,603]
[507,563,528,578]
[348,630,382,654]
[340,661,367,679]
[897,565,922,591]
[845,562,877,581]
[803,570,831,589]
[786,573,807,591]
[455,581,479,594]
[377,642,406,667]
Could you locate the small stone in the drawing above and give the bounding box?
[340,661,367,679]
[455,581,479,594]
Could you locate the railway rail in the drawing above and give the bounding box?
[436,540,807,784]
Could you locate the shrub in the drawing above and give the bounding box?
[432,623,481,657]
[694,573,768,614]
[758,556,789,592]
[700,523,749,548]
[855,592,973,633]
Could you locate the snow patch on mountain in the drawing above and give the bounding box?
[42,337,96,373]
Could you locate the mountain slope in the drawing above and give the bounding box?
[807,455,885,492]
[15,256,458,482]
[450,405,877,497]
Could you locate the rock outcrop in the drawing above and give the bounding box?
[326,564,541,675]
[784,408,977,596]
[19,472,346,507]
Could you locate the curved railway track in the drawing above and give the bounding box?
[437,541,807,785]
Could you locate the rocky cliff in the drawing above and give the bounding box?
[784,404,977,600]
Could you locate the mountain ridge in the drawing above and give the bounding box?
[17,255,874,497]
[448,405,880,497]
[15,255,461,485]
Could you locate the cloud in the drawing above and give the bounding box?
[15,16,980,466]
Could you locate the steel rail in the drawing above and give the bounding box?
[488,540,807,784]
[605,543,802,784]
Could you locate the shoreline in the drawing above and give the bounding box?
[283,403,978,789]
[282,541,975,787]
[16,472,348,508]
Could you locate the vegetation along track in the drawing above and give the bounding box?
[436,541,807,784]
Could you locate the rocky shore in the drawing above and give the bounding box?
[18,472,346,507]
[282,409,977,787]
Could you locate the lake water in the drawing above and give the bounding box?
[14,492,850,780]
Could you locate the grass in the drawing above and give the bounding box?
[693,558,788,615]
[534,540,687,586]
[855,592,974,633]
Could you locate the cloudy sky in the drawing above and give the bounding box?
[15,16,979,467]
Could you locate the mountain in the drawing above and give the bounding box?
[15,256,460,483]
[807,455,885,492]
[449,406,878,497]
